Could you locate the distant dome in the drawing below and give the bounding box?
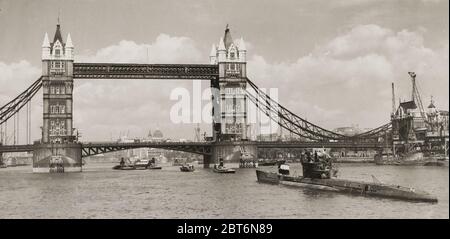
[153,130,163,138]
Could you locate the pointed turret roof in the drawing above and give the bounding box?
[218,37,226,51]
[42,33,50,47]
[210,44,217,56]
[66,33,73,48]
[223,24,233,50]
[428,97,436,109]
[238,37,246,51]
[52,24,64,45]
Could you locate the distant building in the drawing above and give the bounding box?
[150,129,164,142]
[426,98,449,138]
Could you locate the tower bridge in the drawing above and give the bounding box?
[0,23,411,172]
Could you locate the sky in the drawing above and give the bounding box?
[0,0,448,142]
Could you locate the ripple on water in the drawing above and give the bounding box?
[0,163,448,218]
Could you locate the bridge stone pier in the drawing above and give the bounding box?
[211,141,257,166]
[201,142,258,168]
[33,142,82,173]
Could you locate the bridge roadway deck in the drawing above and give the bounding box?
[73,63,219,80]
[0,141,385,156]
[81,141,213,157]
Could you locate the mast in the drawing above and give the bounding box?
[391,82,396,116]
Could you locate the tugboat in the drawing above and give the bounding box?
[180,163,195,172]
[213,158,236,174]
[256,151,437,202]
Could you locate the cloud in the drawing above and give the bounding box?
[73,34,208,141]
[76,34,203,64]
[247,24,449,129]
[0,60,40,98]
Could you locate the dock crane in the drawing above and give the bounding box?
[408,72,428,123]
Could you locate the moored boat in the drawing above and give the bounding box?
[374,151,440,166]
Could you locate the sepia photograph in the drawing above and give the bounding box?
[0,0,448,224]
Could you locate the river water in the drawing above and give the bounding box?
[0,162,448,218]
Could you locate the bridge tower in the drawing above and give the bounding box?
[210,25,248,141]
[207,26,257,167]
[33,23,82,173]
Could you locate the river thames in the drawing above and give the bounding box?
[0,163,448,218]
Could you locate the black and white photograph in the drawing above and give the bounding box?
[0,0,448,223]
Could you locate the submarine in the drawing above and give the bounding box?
[256,152,438,203]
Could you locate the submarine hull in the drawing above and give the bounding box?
[256,170,438,203]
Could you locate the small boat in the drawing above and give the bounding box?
[180,164,195,172]
[213,164,236,174]
[180,163,195,172]
[256,155,438,203]
[139,158,162,170]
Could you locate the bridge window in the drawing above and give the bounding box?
[51,61,64,69]
[50,61,65,74]
[50,120,66,136]
[55,49,61,56]
[50,86,55,94]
